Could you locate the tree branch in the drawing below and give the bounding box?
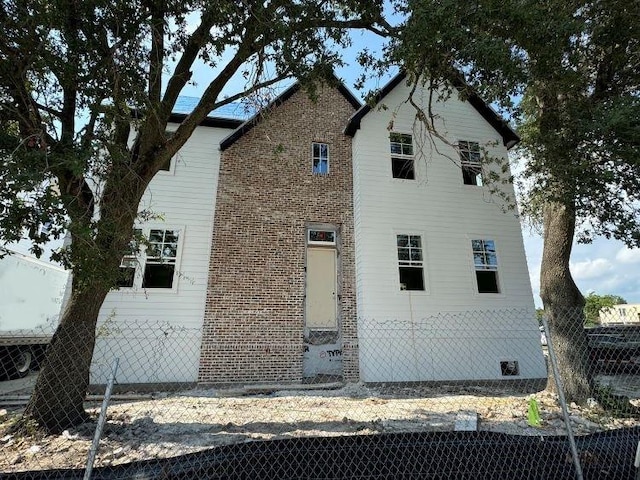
[147,0,164,104]
[161,9,219,117]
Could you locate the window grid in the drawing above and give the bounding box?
[312,142,329,175]
[390,133,415,180]
[472,239,499,294]
[459,141,481,165]
[118,228,181,289]
[397,234,424,291]
[390,133,414,157]
[472,239,498,271]
[397,235,423,266]
[460,140,482,185]
[146,229,179,265]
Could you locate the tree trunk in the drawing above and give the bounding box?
[22,282,110,433]
[540,201,593,404]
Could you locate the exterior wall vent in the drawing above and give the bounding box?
[500,360,520,376]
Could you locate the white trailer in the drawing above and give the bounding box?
[0,251,70,379]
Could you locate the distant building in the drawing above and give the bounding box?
[599,304,640,324]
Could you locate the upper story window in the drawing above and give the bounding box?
[397,234,424,290]
[472,239,499,293]
[312,142,329,175]
[390,133,415,180]
[460,140,482,186]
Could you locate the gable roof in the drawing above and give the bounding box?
[220,75,362,151]
[344,72,520,149]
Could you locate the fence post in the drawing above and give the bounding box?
[542,316,584,480]
[84,357,119,480]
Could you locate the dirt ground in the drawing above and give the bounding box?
[2,381,639,473]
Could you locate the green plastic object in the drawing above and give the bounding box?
[527,398,541,427]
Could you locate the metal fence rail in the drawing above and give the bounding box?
[1,308,639,479]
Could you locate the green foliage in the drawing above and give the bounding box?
[584,292,627,326]
[0,0,393,287]
[0,1,395,431]
[383,0,640,248]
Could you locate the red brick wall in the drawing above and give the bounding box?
[198,84,358,384]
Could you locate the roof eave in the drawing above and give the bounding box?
[167,113,243,129]
[221,73,362,152]
[344,71,520,149]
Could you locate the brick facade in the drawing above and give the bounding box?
[198,84,358,384]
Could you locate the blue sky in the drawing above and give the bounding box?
[174,27,640,307]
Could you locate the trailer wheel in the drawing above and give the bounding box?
[9,347,33,379]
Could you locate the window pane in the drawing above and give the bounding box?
[476,270,499,293]
[409,236,421,248]
[146,244,161,258]
[313,143,320,157]
[392,157,415,179]
[399,266,424,291]
[410,248,423,262]
[163,244,178,259]
[390,134,413,157]
[320,143,328,157]
[164,230,178,243]
[149,230,164,242]
[463,166,483,185]
[397,247,410,261]
[313,159,328,174]
[309,230,335,243]
[142,264,175,288]
[397,235,409,247]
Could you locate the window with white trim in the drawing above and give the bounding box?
[472,239,499,293]
[117,228,181,289]
[460,140,482,186]
[390,133,415,179]
[397,234,424,290]
[143,229,179,288]
[312,142,329,175]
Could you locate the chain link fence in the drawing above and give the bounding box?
[1,307,639,479]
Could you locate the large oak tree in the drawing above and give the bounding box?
[0,0,393,433]
[388,0,640,403]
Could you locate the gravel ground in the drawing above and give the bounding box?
[2,382,639,473]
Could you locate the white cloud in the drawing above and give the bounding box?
[615,247,640,265]
[569,258,614,280]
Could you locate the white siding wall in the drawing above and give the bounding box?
[352,82,546,382]
[91,125,231,384]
